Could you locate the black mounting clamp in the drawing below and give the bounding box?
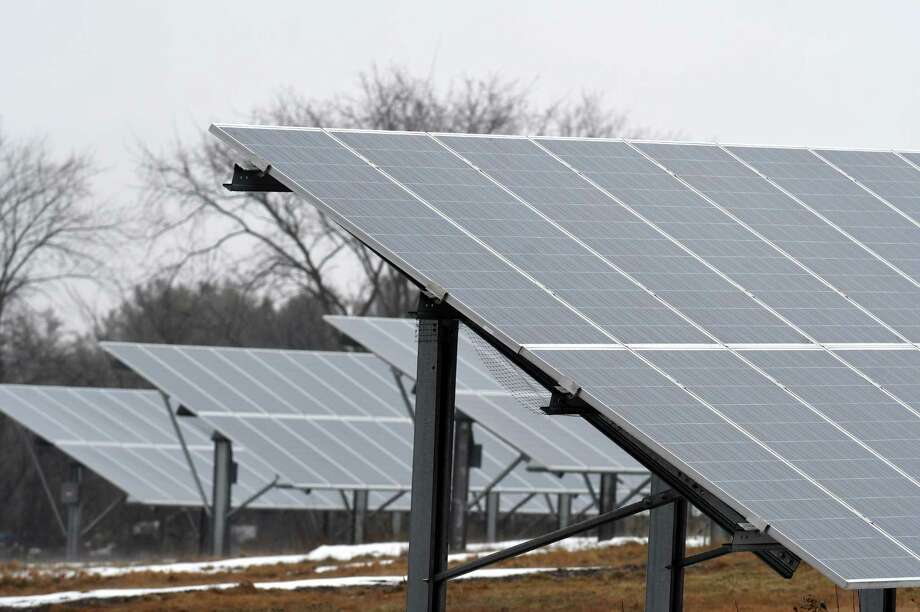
[540,385,587,416]
[223,164,291,192]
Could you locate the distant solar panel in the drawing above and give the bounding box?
[101,343,589,514]
[325,315,647,478]
[0,385,310,509]
[211,124,920,588]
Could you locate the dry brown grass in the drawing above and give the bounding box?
[4,542,920,610]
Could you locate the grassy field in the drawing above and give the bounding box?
[2,542,917,610]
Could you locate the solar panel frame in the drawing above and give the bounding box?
[210,124,920,587]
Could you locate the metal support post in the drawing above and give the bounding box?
[485,492,499,543]
[62,463,82,561]
[406,294,459,612]
[392,510,402,539]
[210,433,234,557]
[646,475,687,612]
[598,472,618,540]
[352,489,369,544]
[859,589,896,612]
[557,493,572,529]
[450,415,473,552]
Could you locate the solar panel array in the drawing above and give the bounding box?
[211,123,920,588]
[0,385,309,509]
[325,315,647,478]
[102,343,590,514]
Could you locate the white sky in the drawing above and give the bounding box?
[3,0,920,328]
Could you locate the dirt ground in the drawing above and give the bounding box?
[2,542,918,611]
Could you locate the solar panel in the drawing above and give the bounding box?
[813,150,920,224]
[727,146,920,287]
[0,385,310,510]
[325,315,647,482]
[211,124,920,587]
[101,343,588,514]
[629,142,917,343]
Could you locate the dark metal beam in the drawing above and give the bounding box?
[226,475,279,519]
[646,476,687,612]
[63,463,82,561]
[352,489,369,545]
[81,494,126,537]
[17,426,66,537]
[557,493,572,529]
[466,453,526,510]
[405,293,459,612]
[210,434,234,556]
[449,415,473,552]
[859,589,896,612]
[436,489,677,583]
[485,491,499,543]
[597,473,618,540]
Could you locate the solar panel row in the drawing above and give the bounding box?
[0,385,310,509]
[211,124,920,587]
[102,343,591,514]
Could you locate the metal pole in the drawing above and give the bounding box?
[557,493,572,529]
[162,393,211,515]
[437,490,677,583]
[63,463,82,561]
[598,473,618,540]
[210,433,234,557]
[485,492,499,543]
[406,294,459,612]
[392,511,402,540]
[18,426,66,536]
[352,489,369,545]
[450,415,473,552]
[859,589,896,612]
[646,475,687,612]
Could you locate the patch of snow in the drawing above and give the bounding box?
[305,541,409,562]
[0,566,590,608]
[313,559,394,574]
[7,535,704,581]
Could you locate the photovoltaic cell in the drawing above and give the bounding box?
[633,142,911,342]
[211,124,920,586]
[0,385,309,509]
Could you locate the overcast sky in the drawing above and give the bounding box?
[3,0,920,325]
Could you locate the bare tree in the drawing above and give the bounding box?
[141,66,656,318]
[0,129,108,380]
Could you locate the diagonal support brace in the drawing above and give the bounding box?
[435,489,678,583]
[676,530,789,569]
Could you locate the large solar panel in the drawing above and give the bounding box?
[211,124,920,587]
[325,315,647,481]
[0,385,311,509]
[101,343,588,514]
